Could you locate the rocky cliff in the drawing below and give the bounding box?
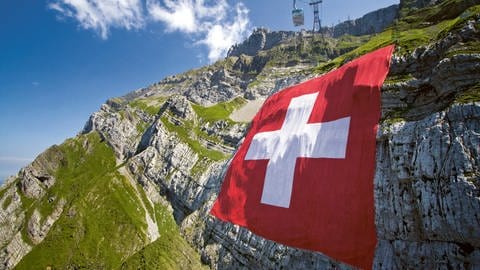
[327,0,455,38]
[0,0,479,269]
[327,4,399,37]
[227,28,296,57]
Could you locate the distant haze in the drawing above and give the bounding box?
[0,157,32,185]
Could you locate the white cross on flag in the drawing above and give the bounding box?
[211,45,394,269]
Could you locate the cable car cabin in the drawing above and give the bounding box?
[292,8,304,26]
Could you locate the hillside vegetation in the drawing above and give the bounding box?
[0,0,479,269]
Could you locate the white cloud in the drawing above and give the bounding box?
[48,0,145,39]
[147,0,197,33]
[147,0,229,32]
[148,0,250,62]
[198,3,249,61]
[49,0,251,61]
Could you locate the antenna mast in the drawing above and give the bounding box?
[309,0,323,33]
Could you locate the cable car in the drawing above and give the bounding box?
[292,0,304,26]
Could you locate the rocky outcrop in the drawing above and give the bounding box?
[127,119,219,223]
[382,16,480,121]
[401,0,443,11]
[176,14,480,270]
[163,95,196,120]
[17,145,64,199]
[184,69,242,106]
[0,233,31,270]
[0,1,479,269]
[328,5,399,37]
[27,199,66,245]
[0,185,29,270]
[227,28,295,57]
[374,104,480,269]
[200,121,246,148]
[83,103,154,160]
[0,147,69,270]
[327,0,448,38]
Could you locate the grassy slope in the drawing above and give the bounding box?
[15,133,203,269]
[160,116,226,161]
[159,96,247,162]
[9,1,480,268]
[192,96,247,123]
[121,199,206,269]
[315,1,480,74]
[120,229,207,270]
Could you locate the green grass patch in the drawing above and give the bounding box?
[160,117,226,161]
[121,203,207,270]
[135,182,155,219]
[455,83,480,103]
[0,179,16,199]
[400,0,479,28]
[314,2,480,74]
[37,193,57,224]
[15,131,204,269]
[16,183,35,210]
[192,96,247,123]
[129,97,167,116]
[384,73,415,84]
[2,195,12,210]
[190,157,214,178]
[247,79,262,89]
[15,132,157,269]
[0,187,7,200]
[247,74,270,89]
[445,40,480,58]
[119,110,126,121]
[382,117,407,126]
[136,121,149,134]
[336,34,372,51]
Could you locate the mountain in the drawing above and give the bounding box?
[1,0,479,269]
[324,4,399,37]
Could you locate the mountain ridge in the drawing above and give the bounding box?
[1,0,480,269]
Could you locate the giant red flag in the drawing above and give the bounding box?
[211,45,394,269]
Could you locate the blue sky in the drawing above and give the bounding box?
[0,0,398,183]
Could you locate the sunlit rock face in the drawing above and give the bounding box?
[1,1,479,269]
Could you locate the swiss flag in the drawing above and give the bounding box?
[211,45,394,269]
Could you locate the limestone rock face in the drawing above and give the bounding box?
[330,4,399,37]
[17,145,64,199]
[0,186,29,270]
[401,0,444,11]
[245,66,312,100]
[182,107,480,269]
[383,17,480,121]
[163,95,196,120]
[227,28,295,57]
[0,233,31,270]
[127,119,200,218]
[83,103,154,160]
[27,199,66,245]
[0,147,67,270]
[173,16,480,269]
[1,2,479,269]
[201,121,246,148]
[184,69,242,106]
[374,104,480,269]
